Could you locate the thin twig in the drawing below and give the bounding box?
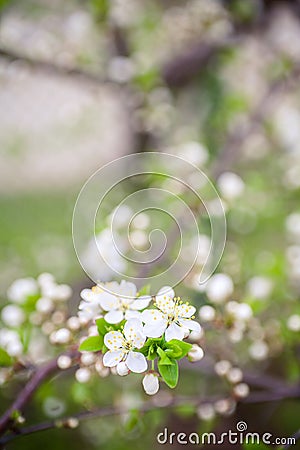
[0,349,79,436]
[283,429,300,449]
[0,386,299,446]
[0,47,109,87]
[212,61,300,178]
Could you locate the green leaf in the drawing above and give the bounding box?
[95,318,107,335]
[157,347,173,365]
[158,359,178,388]
[79,335,103,352]
[124,409,142,432]
[147,344,158,360]
[89,0,109,21]
[165,339,193,359]
[0,348,12,367]
[139,337,163,359]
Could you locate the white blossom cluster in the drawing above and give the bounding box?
[0,274,73,383]
[76,281,204,395]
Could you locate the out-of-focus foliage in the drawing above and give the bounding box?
[1,0,300,449]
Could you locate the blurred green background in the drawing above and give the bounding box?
[1,0,300,449]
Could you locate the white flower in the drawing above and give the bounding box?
[1,305,25,327]
[197,403,215,421]
[247,276,273,300]
[51,328,71,344]
[75,367,91,383]
[103,318,147,373]
[225,301,252,321]
[217,172,245,200]
[36,297,54,314]
[82,229,127,282]
[142,286,200,342]
[0,329,23,357]
[97,281,152,324]
[198,305,216,322]
[214,360,231,376]
[7,278,38,304]
[41,283,72,302]
[205,274,233,304]
[80,353,96,366]
[188,344,204,362]
[249,340,268,361]
[57,355,72,369]
[116,361,130,376]
[142,373,159,395]
[227,367,243,384]
[287,314,300,332]
[78,286,103,320]
[233,383,250,398]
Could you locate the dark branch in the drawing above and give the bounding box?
[0,47,109,87]
[211,60,300,178]
[0,349,79,436]
[0,385,299,446]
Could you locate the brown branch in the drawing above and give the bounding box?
[0,385,299,446]
[283,429,300,450]
[211,60,300,178]
[0,47,109,87]
[0,349,79,437]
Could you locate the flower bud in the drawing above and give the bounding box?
[188,344,204,362]
[75,367,91,383]
[142,373,159,395]
[57,355,72,369]
[198,305,215,322]
[1,305,25,327]
[116,361,130,376]
[80,352,96,366]
[233,383,250,398]
[227,367,243,384]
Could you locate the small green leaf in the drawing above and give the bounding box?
[0,348,12,367]
[139,337,163,358]
[124,409,142,432]
[157,347,173,365]
[95,318,107,335]
[147,344,158,360]
[89,0,109,22]
[158,359,178,388]
[165,339,192,359]
[79,335,103,352]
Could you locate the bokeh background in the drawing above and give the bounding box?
[1,0,300,449]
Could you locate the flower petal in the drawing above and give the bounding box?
[80,289,94,302]
[103,350,123,367]
[130,295,152,310]
[99,292,120,311]
[104,331,124,350]
[177,304,196,318]
[126,351,147,373]
[124,318,144,340]
[165,323,185,342]
[118,280,137,297]
[157,286,175,299]
[143,320,167,338]
[141,309,164,324]
[178,318,201,332]
[104,310,124,324]
[155,296,175,315]
[125,310,141,320]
